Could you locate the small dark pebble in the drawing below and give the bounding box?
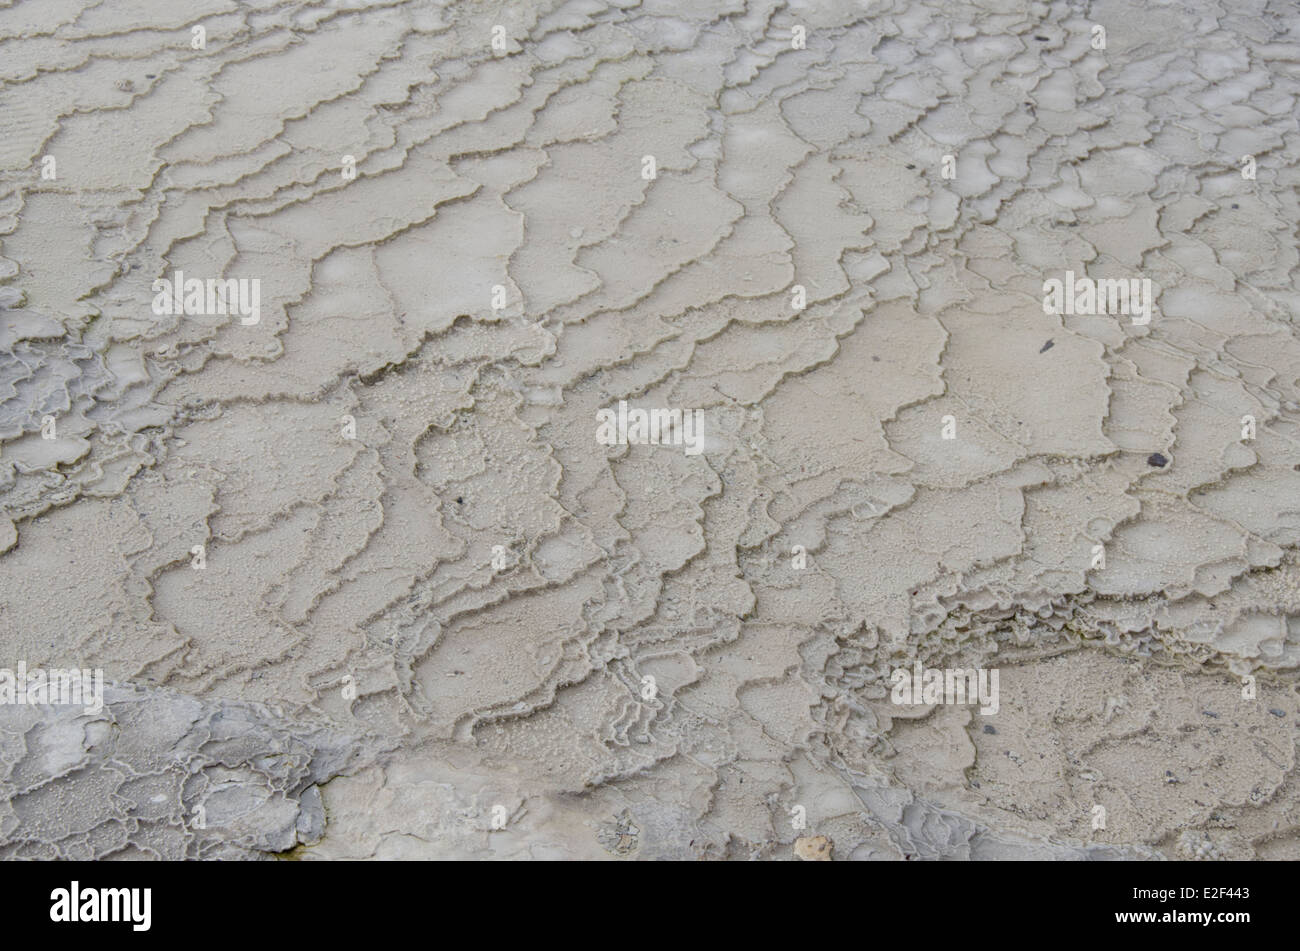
[1269,708,1285,718]
[1231,203,1239,209]
[1147,452,1168,467]
[1040,339,1054,353]
[1035,35,1049,41]
[983,724,997,734]
[906,164,916,170]
[456,496,463,504]
[1202,709,1219,718]
[146,73,156,79]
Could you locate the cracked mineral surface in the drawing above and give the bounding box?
[1,0,1299,861]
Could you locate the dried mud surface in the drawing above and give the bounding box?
[1,0,1299,860]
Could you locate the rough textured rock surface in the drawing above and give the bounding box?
[0,0,1298,859]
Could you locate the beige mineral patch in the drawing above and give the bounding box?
[794,835,833,861]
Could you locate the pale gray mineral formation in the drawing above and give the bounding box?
[0,0,1297,859]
